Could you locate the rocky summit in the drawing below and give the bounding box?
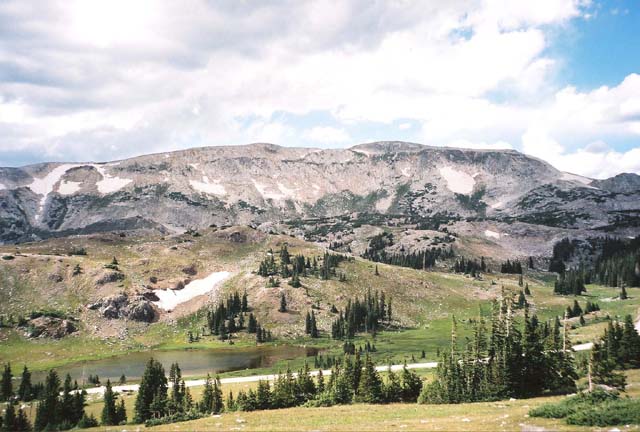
[0,141,639,247]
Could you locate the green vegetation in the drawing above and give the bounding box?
[530,389,640,427]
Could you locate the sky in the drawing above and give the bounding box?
[0,0,638,178]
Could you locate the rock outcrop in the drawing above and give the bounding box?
[26,316,77,339]
[89,293,157,322]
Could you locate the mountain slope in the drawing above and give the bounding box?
[0,141,638,243]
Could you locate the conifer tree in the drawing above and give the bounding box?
[34,369,61,431]
[0,363,12,402]
[101,380,118,425]
[134,358,167,423]
[17,365,32,402]
[2,403,16,432]
[356,355,383,403]
[115,397,127,425]
[278,292,287,312]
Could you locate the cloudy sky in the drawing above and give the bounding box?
[0,0,638,178]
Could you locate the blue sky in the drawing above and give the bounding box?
[0,0,638,178]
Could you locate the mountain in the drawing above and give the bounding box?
[0,141,639,246]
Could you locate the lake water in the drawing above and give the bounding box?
[32,345,318,384]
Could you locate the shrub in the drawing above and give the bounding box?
[566,398,640,426]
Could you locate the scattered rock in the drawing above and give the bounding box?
[26,316,77,339]
[48,273,64,283]
[228,231,246,243]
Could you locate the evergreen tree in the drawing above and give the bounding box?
[0,363,12,402]
[278,292,287,312]
[101,380,118,425]
[17,365,32,402]
[134,358,167,423]
[115,397,127,425]
[2,403,16,432]
[356,355,383,403]
[620,285,628,300]
[13,407,31,432]
[34,369,61,431]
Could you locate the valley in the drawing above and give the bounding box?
[1,143,639,431]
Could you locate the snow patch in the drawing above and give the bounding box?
[401,167,411,177]
[253,179,287,200]
[277,182,295,197]
[153,271,231,311]
[561,172,598,189]
[491,201,504,209]
[93,165,132,194]
[190,176,226,196]
[58,180,82,195]
[439,166,475,195]
[0,183,5,190]
[484,230,500,239]
[28,164,80,218]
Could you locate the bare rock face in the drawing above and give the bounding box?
[0,141,639,244]
[26,316,77,339]
[91,293,157,322]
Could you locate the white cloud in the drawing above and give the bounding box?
[1,0,637,179]
[303,126,351,144]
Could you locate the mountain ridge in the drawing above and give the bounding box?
[0,141,638,244]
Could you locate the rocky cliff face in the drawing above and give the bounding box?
[0,142,638,243]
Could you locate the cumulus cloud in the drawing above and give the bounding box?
[0,0,636,178]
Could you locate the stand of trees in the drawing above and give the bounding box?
[230,355,422,411]
[257,246,349,283]
[205,290,271,343]
[419,299,578,404]
[365,248,454,271]
[331,290,391,339]
[590,236,640,287]
[500,260,523,274]
[554,270,586,295]
[453,257,486,276]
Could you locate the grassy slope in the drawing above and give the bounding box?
[1,227,639,375]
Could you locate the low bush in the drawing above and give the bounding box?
[529,390,640,426]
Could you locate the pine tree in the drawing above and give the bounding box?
[2,403,16,432]
[0,363,12,402]
[278,292,287,312]
[356,355,383,403]
[620,285,628,300]
[34,369,61,431]
[101,379,118,425]
[524,283,531,296]
[134,358,167,423]
[115,397,127,425]
[13,407,31,432]
[17,365,32,402]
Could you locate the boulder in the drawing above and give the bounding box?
[182,264,198,276]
